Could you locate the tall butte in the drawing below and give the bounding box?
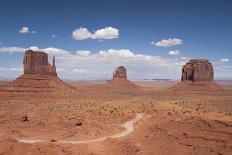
[107,66,138,89]
[171,59,223,91]
[23,50,57,76]
[1,50,73,93]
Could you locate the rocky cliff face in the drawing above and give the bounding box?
[113,66,127,79]
[181,59,214,82]
[23,50,57,76]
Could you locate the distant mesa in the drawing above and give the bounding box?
[171,59,223,91]
[0,50,74,93]
[107,66,138,89]
[181,59,214,82]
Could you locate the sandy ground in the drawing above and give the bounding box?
[0,81,231,155]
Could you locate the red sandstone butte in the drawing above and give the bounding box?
[172,59,223,91]
[113,66,127,79]
[1,50,73,93]
[23,50,57,76]
[181,59,214,82]
[108,66,138,89]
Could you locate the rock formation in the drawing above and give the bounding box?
[171,59,223,91]
[181,59,214,82]
[1,50,74,93]
[113,66,127,79]
[108,66,138,89]
[23,50,57,76]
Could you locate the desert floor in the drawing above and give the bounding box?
[0,81,231,155]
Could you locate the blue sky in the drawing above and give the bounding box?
[0,0,232,80]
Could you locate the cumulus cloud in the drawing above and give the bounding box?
[169,50,180,56]
[72,27,119,40]
[151,38,183,47]
[91,27,119,39]
[220,58,230,62]
[19,27,29,33]
[72,27,92,40]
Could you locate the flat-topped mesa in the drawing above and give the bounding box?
[23,50,57,76]
[113,66,127,79]
[181,59,214,82]
[171,59,223,91]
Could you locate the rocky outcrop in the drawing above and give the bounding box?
[113,66,127,79]
[23,50,57,76]
[0,50,74,93]
[171,59,223,91]
[181,59,213,82]
[108,66,138,89]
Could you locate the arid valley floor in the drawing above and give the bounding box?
[0,81,232,155]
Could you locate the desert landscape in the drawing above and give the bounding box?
[0,50,231,155]
[1,0,232,154]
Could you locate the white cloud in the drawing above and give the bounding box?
[31,30,36,34]
[28,46,39,50]
[91,27,119,39]
[72,68,89,74]
[169,50,180,56]
[27,46,70,56]
[51,35,56,38]
[76,50,91,57]
[72,27,119,40]
[180,57,189,60]
[213,63,232,79]
[220,58,230,62]
[55,49,187,80]
[0,46,70,56]
[151,38,183,47]
[72,27,92,40]
[19,27,29,33]
[0,47,25,53]
[56,68,67,72]
[0,67,23,72]
[98,49,135,58]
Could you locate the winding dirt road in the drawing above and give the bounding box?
[17,113,143,144]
